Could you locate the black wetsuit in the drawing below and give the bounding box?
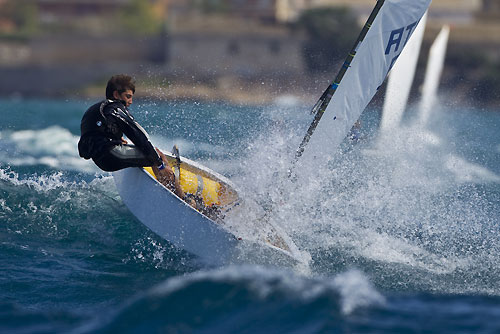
[78,99,162,172]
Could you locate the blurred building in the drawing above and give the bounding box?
[37,0,168,25]
[0,0,499,100]
[479,0,500,20]
[265,0,486,23]
[482,0,500,10]
[0,0,170,96]
[37,0,127,20]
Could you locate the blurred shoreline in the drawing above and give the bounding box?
[1,1,499,107]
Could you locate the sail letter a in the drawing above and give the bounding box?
[385,27,405,54]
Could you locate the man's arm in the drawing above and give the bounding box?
[106,104,162,166]
[104,104,189,200]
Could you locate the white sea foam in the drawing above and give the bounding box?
[0,167,79,192]
[0,198,12,213]
[372,122,500,189]
[0,126,99,173]
[353,229,463,274]
[149,265,384,314]
[273,94,302,107]
[332,269,385,314]
[445,154,500,184]
[10,126,77,156]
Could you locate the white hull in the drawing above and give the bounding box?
[113,166,239,264]
[113,155,304,265]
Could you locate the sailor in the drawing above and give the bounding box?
[78,74,185,198]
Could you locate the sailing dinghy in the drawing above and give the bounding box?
[113,0,431,266]
[113,150,303,264]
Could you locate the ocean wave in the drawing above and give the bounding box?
[0,169,127,244]
[0,126,98,173]
[0,167,80,192]
[80,266,384,333]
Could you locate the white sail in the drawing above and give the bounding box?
[419,25,450,125]
[299,0,432,164]
[380,11,428,131]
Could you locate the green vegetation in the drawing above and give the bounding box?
[119,0,165,35]
[295,7,359,73]
[0,0,39,39]
[0,0,165,37]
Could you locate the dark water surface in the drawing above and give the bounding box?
[1,97,500,333]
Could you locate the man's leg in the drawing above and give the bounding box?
[99,145,185,199]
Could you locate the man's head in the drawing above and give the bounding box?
[106,74,135,107]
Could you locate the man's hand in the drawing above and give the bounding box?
[153,147,186,199]
[121,137,128,144]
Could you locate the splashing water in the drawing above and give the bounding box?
[229,102,500,294]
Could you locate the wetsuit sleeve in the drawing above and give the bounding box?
[106,105,162,166]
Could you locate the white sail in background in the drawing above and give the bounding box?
[419,25,450,125]
[380,12,428,131]
[299,0,432,164]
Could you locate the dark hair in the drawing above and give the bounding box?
[105,74,136,99]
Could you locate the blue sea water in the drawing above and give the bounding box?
[1,96,500,333]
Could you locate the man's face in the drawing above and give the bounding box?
[113,89,134,107]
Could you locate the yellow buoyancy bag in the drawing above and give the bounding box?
[143,166,221,206]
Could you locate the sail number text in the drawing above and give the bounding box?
[385,20,419,70]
